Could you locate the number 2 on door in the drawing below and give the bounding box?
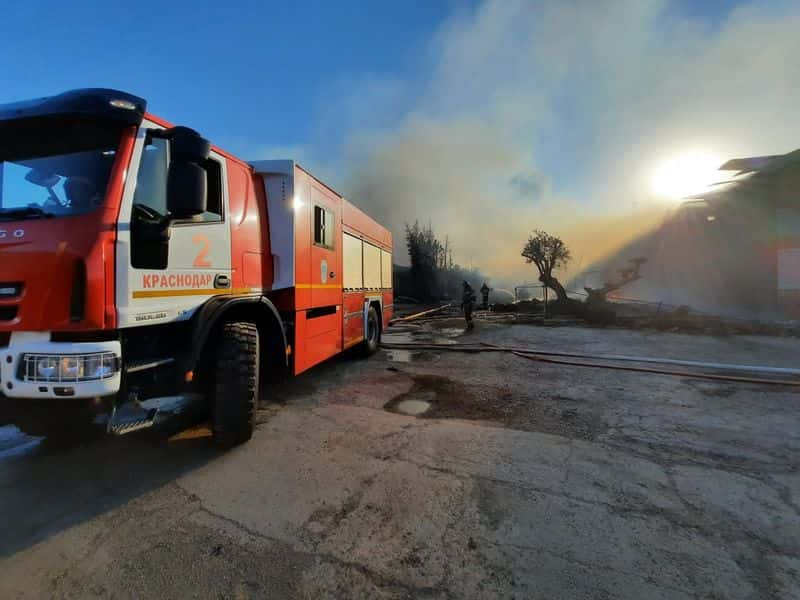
[192,234,212,267]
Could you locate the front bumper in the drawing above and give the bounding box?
[0,332,121,399]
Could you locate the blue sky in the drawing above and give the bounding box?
[1,1,468,156]
[2,0,742,161]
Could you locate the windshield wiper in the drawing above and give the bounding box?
[0,206,56,221]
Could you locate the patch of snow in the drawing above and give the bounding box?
[0,424,43,460]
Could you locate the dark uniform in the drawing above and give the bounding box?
[462,281,476,328]
[480,282,491,310]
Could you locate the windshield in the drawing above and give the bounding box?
[0,121,121,221]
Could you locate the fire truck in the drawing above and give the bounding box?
[0,88,393,445]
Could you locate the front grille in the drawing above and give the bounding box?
[0,306,18,321]
[70,261,86,322]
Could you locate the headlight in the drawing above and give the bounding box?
[21,352,119,382]
[84,354,116,379]
[37,357,58,379]
[60,357,82,379]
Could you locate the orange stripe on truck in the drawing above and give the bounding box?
[294,283,343,289]
[132,288,254,299]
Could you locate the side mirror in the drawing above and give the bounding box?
[167,161,207,218]
[165,126,210,218]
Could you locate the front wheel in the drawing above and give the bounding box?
[360,307,381,356]
[212,322,259,447]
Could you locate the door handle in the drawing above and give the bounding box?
[329,271,336,278]
[214,274,231,289]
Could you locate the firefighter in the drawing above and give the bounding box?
[480,282,492,310]
[64,176,102,213]
[461,280,476,329]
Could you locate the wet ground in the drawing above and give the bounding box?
[1,311,799,598]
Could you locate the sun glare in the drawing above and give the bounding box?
[651,153,723,199]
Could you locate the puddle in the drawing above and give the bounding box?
[383,327,460,351]
[383,374,600,439]
[413,327,464,345]
[381,320,467,364]
[382,331,415,344]
[382,330,414,362]
[436,328,466,340]
[428,335,460,345]
[394,399,432,415]
[383,329,450,362]
[385,386,437,417]
[386,349,414,363]
[384,348,439,364]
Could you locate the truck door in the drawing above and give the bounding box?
[309,183,342,308]
[116,124,232,327]
[292,181,343,371]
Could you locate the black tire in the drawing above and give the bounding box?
[360,306,381,356]
[213,322,259,447]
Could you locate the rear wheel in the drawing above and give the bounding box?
[212,322,259,447]
[360,306,381,356]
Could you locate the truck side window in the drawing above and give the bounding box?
[132,138,169,217]
[130,137,170,270]
[200,157,223,222]
[314,205,334,249]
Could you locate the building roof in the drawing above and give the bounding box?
[720,148,800,175]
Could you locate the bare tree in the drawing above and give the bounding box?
[521,230,571,301]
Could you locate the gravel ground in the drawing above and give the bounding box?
[1,315,799,599]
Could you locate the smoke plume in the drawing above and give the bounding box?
[302,0,800,289]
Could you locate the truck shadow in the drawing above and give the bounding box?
[0,425,222,559]
[0,351,372,560]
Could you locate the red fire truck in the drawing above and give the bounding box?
[0,88,393,444]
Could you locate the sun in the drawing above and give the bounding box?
[651,153,723,199]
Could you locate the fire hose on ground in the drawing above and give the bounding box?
[391,304,453,323]
[378,341,800,387]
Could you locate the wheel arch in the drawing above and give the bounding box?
[187,295,288,375]
[369,299,383,332]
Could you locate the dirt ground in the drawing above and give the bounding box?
[1,313,799,599]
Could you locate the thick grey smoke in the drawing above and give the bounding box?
[299,0,800,286]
